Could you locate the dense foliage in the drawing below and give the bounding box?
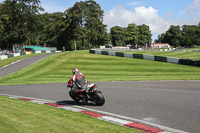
[110,23,152,47]
[0,0,108,50]
[155,24,200,47]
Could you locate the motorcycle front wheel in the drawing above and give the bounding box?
[69,91,79,102]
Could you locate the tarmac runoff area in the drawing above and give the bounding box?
[0,93,189,133]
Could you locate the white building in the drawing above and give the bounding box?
[149,43,170,48]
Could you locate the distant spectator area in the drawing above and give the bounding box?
[149,43,170,48]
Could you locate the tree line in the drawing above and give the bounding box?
[155,24,200,48]
[0,0,108,51]
[110,23,152,47]
[0,0,200,51]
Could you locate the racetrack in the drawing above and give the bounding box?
[0,53,200,133]
[0,53,55,77]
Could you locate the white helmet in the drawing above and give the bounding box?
[72,67,79,74]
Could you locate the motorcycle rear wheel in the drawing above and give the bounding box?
[94,91,105,106]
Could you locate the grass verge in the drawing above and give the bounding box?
[0,50,200,85]
[0,96,140,133]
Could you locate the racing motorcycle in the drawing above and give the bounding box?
[67,83,105,106]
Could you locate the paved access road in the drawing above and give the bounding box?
[0,81,200,133]
[0,53,55,77]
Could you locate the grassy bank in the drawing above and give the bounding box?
[0,96,139,133]
[0,50,200,85]
[121,51,200,60]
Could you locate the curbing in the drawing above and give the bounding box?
[0,59,22,69]
[0,93,189,133]
[89,49,200,67]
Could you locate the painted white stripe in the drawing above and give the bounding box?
[35,51,41,53]
[167,57,179,64]
[124,53,133,58]
[30,100,49,104]
[143,54,155,61]
[61,106,84,112]
[0,55,8,60]
[13,53,20,57]
[46,51,51,53]
[108,51,116,56]
[25,52,30,55]
[99,116,132,126]
[95,51,101,54]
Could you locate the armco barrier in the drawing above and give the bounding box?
[179,59,200,67]
[133,54,143,59]
[143,54,154,61]
[89,49,200,67]
[154,56,167,62]
[108,51,116,56]
[116,52,124,57]
[89,49,95,54]
[101,51,108,55]
[167,57,179,64]
[124,53,133,58]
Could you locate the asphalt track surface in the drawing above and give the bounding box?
[0,54,200,133]
[0,53,55,77]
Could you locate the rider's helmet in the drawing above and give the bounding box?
[72,67,79,75]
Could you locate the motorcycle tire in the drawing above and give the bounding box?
[94,91,105,106]
[69,91,79,102]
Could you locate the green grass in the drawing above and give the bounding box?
[176,47,200,51]
[0,96,140,133]
[0,50,200,85]
[0,53,44,67]
[121,51,200,60]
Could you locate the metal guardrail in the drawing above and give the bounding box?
[89,49,200,67]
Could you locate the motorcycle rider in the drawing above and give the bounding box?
[68,68,88,96]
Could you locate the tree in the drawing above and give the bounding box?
[195,23,200,46]
[155,33,166,43]
[138,24,152,45]
[0,0,43,50]
[110,26,126,46]
[126,23,139,45]
[65,0,107,50]
[181,25,196,47]
[84,0,107,48]
[37,12,69,50]
[163,25,182,47]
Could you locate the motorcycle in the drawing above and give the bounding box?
[67,83,105,106]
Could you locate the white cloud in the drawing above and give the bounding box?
[187,0,200,15]
[103,5,170,39]
[127,1,144,7]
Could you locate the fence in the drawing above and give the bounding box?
[89,49,200,67]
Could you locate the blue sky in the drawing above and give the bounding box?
[1,0,200,40]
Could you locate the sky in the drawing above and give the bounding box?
[1,0,200,41]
